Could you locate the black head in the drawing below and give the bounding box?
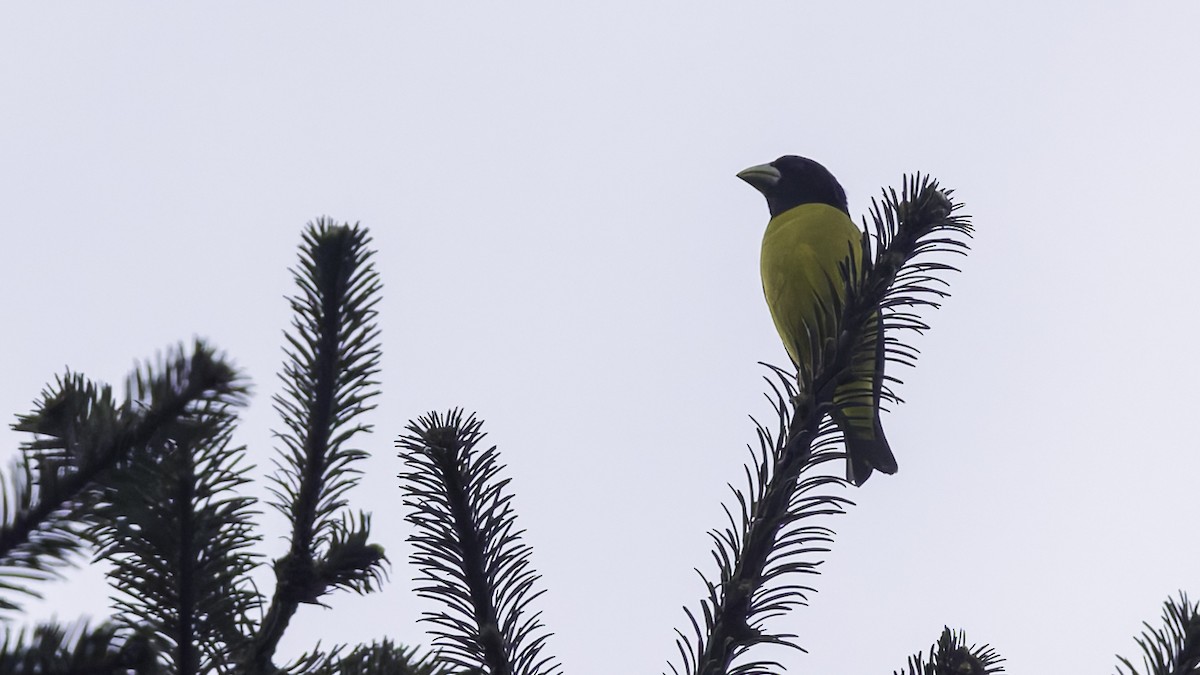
[737,155,849,218]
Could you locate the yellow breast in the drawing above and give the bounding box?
[760,203,864,371]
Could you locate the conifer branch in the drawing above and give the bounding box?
[1117,593,1200,675]
[287,639,451,675]
[895,628,1005,675]
[1,342,244,613]
[91,398,260,674]
[252,219,384,672]
[398,410,560,675]
[0,619,156,674]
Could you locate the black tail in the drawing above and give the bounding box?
[840,415,897,486]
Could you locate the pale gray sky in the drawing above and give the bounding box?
[3,3,1199,673]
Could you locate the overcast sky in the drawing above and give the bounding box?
[3,3,1199,673]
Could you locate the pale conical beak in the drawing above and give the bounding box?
[736,163,781,193]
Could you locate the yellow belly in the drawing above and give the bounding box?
[760,203,864,375]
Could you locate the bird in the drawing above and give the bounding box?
[737,155,897,486]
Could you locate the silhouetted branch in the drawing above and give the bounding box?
[1117,593,1200,675]
[252,219,384,673]
[398,410,560,675]
[1,343,245,613]
[895,628,1005,675]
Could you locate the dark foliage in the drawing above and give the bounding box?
[2,219,393,674]
[290,639,452,675]
[90,394,260,673]
[397,410,559,675]
[252,219,386,672]
[895,628,1005,675]
[1,344,245,614]
[1117,593,1200,675]
[0,619,155,674]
